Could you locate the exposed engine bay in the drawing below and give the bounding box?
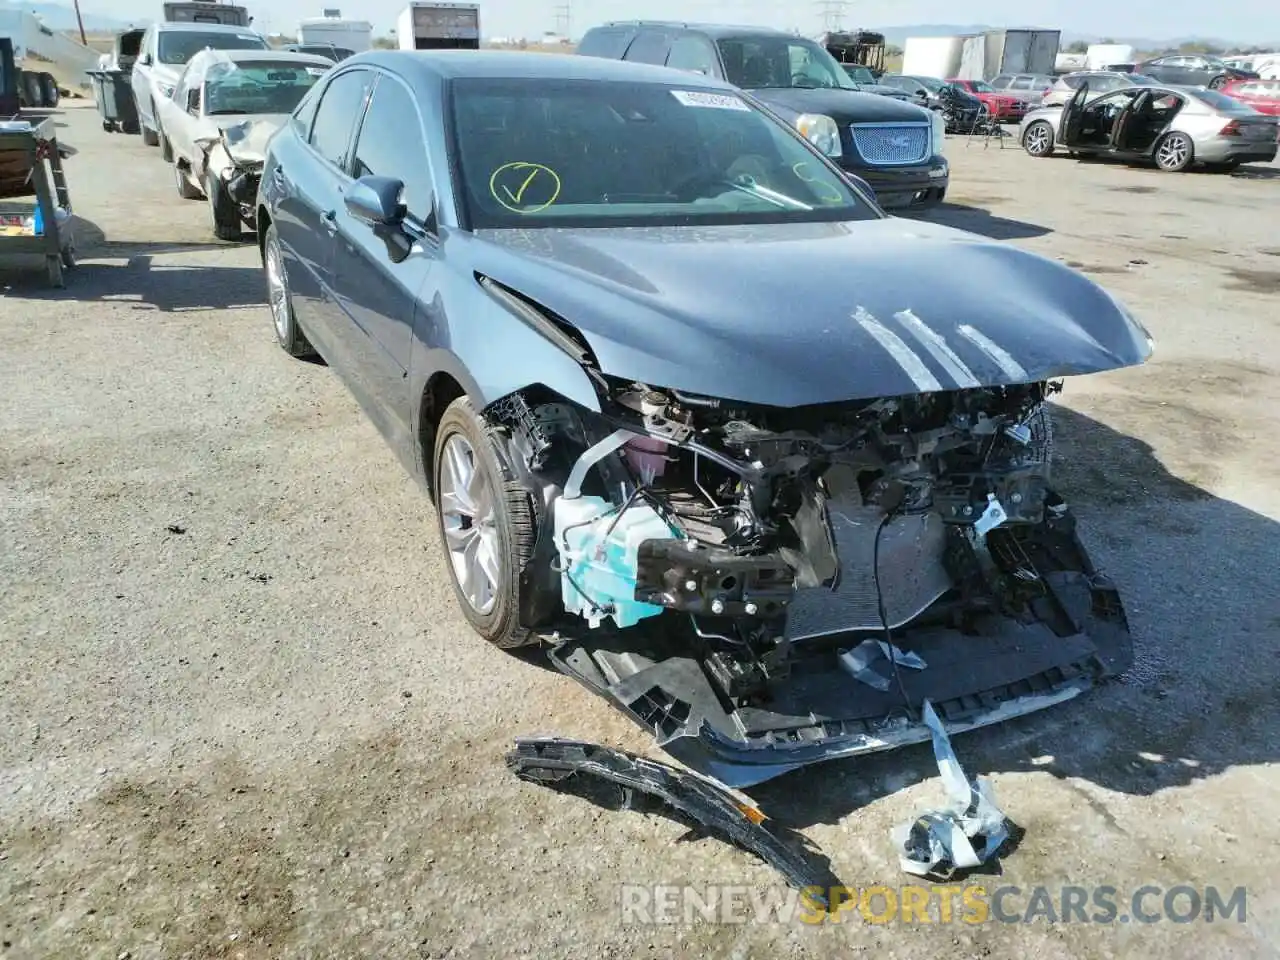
[487,375,1132,787]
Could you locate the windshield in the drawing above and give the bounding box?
[968,79,993,92]
[912,75,945,92]
[716,36,857,90]
[204,61,325,115]
[158,30,267,65]
[842,65,875,84]
[449,78,874,230]
[1127,73,1158,85]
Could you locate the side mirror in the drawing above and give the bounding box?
[346,175,406,226]
[141,53,153,66]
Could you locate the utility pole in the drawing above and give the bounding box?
[554,2,571,40]
[815,0,848,33]
[72,0,87,45]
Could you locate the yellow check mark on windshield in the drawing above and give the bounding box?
[502,167,541,205]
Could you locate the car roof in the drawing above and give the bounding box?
[338,49,741,88]
[592,20,803,41]
[153,21,263,34]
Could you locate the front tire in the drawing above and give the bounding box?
[433,397,539,649]
[1154,131,1194,172]
[1208,75,1227,90]
[263,223,317,359]
[205,172,242,241]
[141,99,160,146]
[1022,120,1055,157]
[173,162,201,200]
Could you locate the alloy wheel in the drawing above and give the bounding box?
[438,434,501,615]
[265,234,290,341]
[1156,134,1190,170]
[1025,123,1051,155]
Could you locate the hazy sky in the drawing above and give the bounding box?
[87,0,1279,43]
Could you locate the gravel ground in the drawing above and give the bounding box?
[2,104,1279,960]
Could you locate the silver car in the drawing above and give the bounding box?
[988,72,1055,105]
[1019,81,1278,171]
[1041,71,1159,106]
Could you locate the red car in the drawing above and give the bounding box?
[948,78,1026,121]
[1221,78,1280,117]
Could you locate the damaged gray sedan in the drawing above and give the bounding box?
[157,48,333,239]
[258,51,1154,787]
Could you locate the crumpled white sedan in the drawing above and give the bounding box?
[155,48,333,240]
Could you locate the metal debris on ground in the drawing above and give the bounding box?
[507,736,839,908]
[892,700,1011,880]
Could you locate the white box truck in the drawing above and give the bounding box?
[396,2,480,51]
[901,36,968,78]
[298,10,373,53]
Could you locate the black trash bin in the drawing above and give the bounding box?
[89,69,139,134]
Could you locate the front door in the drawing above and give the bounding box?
[1059,82,1090,145]
[328,71,440,439]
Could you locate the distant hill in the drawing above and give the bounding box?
[0,1,137,32]
[866,23,1274,52]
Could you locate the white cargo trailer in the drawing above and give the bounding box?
[901,36,967,78]
[298,10,373,53]
[396,2,480,51]
[956,29,1061,81]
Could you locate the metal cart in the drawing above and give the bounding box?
[0,117,76,287]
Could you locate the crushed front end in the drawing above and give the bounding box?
[489,375,1133,788]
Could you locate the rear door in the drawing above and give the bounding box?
[272,67,373,350]
[1109,90,1149,152]
[1059,82,1090,145]
[329,71,441,432]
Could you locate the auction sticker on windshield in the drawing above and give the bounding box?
[670,90,750,111]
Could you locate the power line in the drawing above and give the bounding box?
[815,0,848,32]
[554,2,572,38]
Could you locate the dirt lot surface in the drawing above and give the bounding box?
[2,104,1279,959]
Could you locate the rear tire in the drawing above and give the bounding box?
[1208,75,1227,90]
[432,397,539,650]
[1154,131,1193,172]
[263,223,317,360]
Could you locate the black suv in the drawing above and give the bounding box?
[577,21,949,209]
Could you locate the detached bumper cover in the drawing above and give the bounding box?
[507,737,838,904]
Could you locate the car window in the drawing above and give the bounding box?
[203,60,326,115]
[623,31,672,65]
[990,75,1011,88]
[351,75,434,223]
[1062,75,1084,89]
[1189,88,1247,111]
[666,35,717,75]
[290,79,321,136]
[1010,76,1032,89]
[576,26,635,60]
[309,68,373,169]
[156,30,267,66]
[716,36,856,91]
[969,80,993,92]
[448,77,875,230]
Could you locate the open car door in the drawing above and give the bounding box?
[1109,90,1151,153]
[1059,82,1090,146]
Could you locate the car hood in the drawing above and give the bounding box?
[462,219,1152,407]
[749,87,931,123]
[150,63,182,85]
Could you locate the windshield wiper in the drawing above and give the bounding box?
[727,179,812,210]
